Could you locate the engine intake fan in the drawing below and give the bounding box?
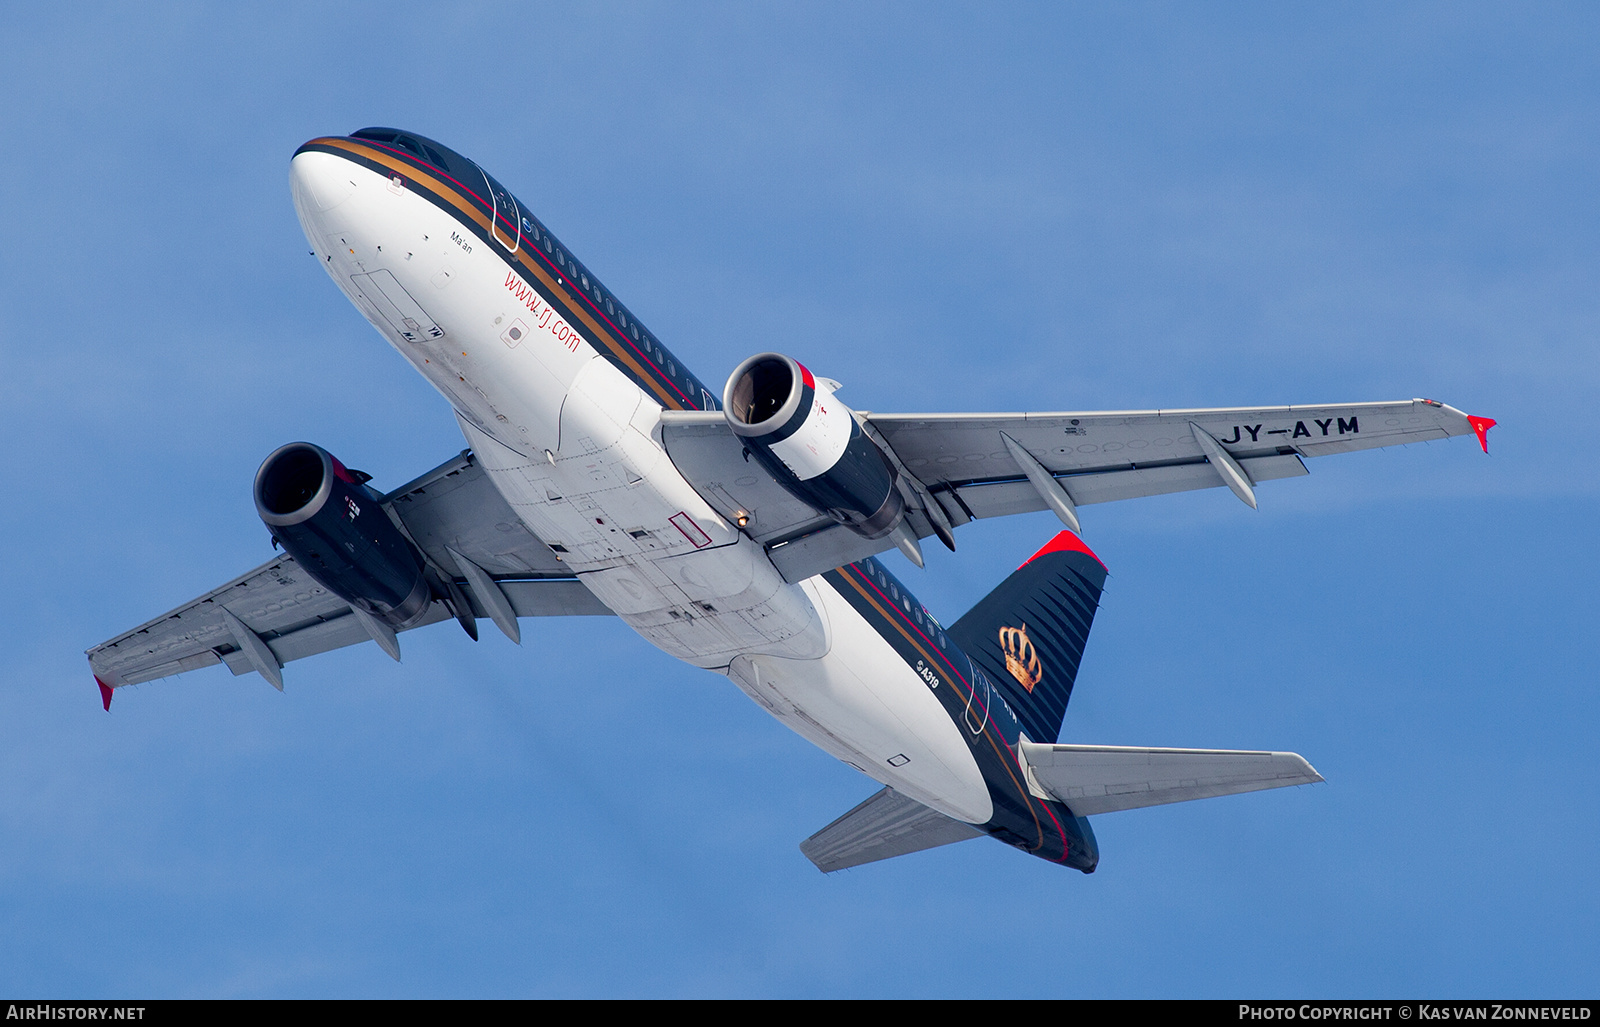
[254,442,432,629]
[723,352,904,539]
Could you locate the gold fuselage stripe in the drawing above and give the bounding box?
[310,138,685,411]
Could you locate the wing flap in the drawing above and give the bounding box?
[210,581,609,679]
[872,399,1472,520]
[93,566,612,690]
[800,787,985,873]
[88,450,614,696]
[497,579,613,617]
[657,412,832,544]
[660,401,1475,583]
[765,524,895,583]
[387,451,568,576]
[129,650,226,685]
[1019,742,1324,816]
[89,553,351,687]
[871,400,1471,480]
[951,452,1308,520]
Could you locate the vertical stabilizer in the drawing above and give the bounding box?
[947,532,1106,743]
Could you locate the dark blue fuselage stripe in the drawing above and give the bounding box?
[297,138,713,412]
[823,560,1080,862]
[299,135,1097,869]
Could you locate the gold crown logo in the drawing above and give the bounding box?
[998,623,1042,693]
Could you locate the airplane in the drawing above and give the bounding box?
[86,127,1496,874]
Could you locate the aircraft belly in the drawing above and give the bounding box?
[298,149,834,688]
[727,580,993,825]
[458,371,828,667]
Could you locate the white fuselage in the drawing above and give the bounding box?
[290,148,992,825]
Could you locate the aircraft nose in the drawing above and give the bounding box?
[290,149,357,213]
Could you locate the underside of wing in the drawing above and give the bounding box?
[659,411,947,581]
[1018,742,1324,816]
[660,400,1486,582]
[800,787,985,873]
[386,450,571,577]
[87,450,609,703]
[870,399,1478,523]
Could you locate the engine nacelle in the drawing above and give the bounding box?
[723,352,904,538]
[254,442,432,628]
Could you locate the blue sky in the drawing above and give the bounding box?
[1,2,1595,997]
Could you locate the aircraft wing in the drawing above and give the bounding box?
[660,399,1488,583]
[86,451,610,703]
[1018,742,1324,816]
[869,399,1481,520]
[800,786,984,873]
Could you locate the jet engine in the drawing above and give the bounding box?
[254,442,433,628]
[723,352,904,538]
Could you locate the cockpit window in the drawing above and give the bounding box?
[350,127,475,182]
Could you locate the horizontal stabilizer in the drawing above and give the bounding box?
[1019,741,1323,816]
[800,787,984,873]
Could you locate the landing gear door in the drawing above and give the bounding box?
[349,269,444,344]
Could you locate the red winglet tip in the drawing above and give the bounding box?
[95,676,113,711]
[1021,530,1106,571]
[1466,415,1497,454]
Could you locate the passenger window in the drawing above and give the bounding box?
[606,299,615,315]
[631,326,639,340]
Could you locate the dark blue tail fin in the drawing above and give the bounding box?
[946,532,1107,744]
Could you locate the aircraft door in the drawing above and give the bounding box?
[480,167,520,254]
[964,669,992,736]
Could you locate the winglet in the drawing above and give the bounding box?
[1466,415,1496,454]
[95,675,113,712]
